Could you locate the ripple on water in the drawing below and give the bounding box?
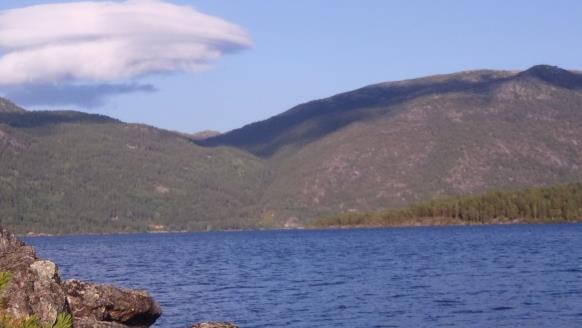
[25,224,582,328]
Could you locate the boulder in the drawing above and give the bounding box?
[0,227,161,327]
[191,323,238,328]
[0,227,25,252]
[0,228,68,325]
[63,279,161,328]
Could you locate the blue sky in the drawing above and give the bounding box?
[0,0,581,133]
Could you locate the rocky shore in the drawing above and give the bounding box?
[0,227,241,328]
[0,227,161,327]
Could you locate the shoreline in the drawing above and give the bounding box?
[19,219,582,238]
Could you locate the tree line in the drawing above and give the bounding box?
[312,183,582,227]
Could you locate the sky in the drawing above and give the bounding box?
[0,0,581,133]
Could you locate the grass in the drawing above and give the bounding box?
[0,271,72,328]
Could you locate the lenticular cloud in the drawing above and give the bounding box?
[0,0,251,85]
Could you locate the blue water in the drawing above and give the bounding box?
[25,225,582,327]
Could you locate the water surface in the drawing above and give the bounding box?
[26,224,582,327]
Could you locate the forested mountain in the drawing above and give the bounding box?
[2,65,582,234]
[204,65,582,222]
[0,111,270,234]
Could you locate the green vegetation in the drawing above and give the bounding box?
[0,111,271,235]
[312,184,582,227]
[0,312,72,328]
[0,315,72,328]
[0,272,72,328]
[2,66,582,234]
[51,314,72,328]
[204,65,582,223]
[0,273,10,292]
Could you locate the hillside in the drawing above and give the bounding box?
[204,65,582,223]
[203,66,582,156]
[0,111,270,234]
[0,98,24,113]
[1,65,582,234]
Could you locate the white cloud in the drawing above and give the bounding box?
[0,0,251,85]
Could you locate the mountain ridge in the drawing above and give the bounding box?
[1,64,582,233]
[200,65,582,158]
[0,98,25,113]
[218,64,582,222]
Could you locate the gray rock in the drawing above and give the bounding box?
[0,227,25,252]
[0,229,67,325]
[0,227,161,328]
[73,317,144,328]
[191,323,239,328]
[63,279,161,328]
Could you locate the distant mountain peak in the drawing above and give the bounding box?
[202,65,582,157]
[524,64,567,74]
[190,130,221,141]
[517,64,582,88]
[0,97,25,113]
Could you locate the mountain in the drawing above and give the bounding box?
[2,65,582,234]
[203,65,582,157]
[0,110,270,234]
[0,98,25,113]
[203,65,582,222]
[189,130,222,141]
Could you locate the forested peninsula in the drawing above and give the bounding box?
[311,184,582,228]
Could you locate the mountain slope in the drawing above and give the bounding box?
[0,98,25,113]
[201,69,516,157]
[204,65,582,222]
[0,110,270,234]
[203,66,582,158]
[2,65,582,233]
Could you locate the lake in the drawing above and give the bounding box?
[25,224,582,327]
